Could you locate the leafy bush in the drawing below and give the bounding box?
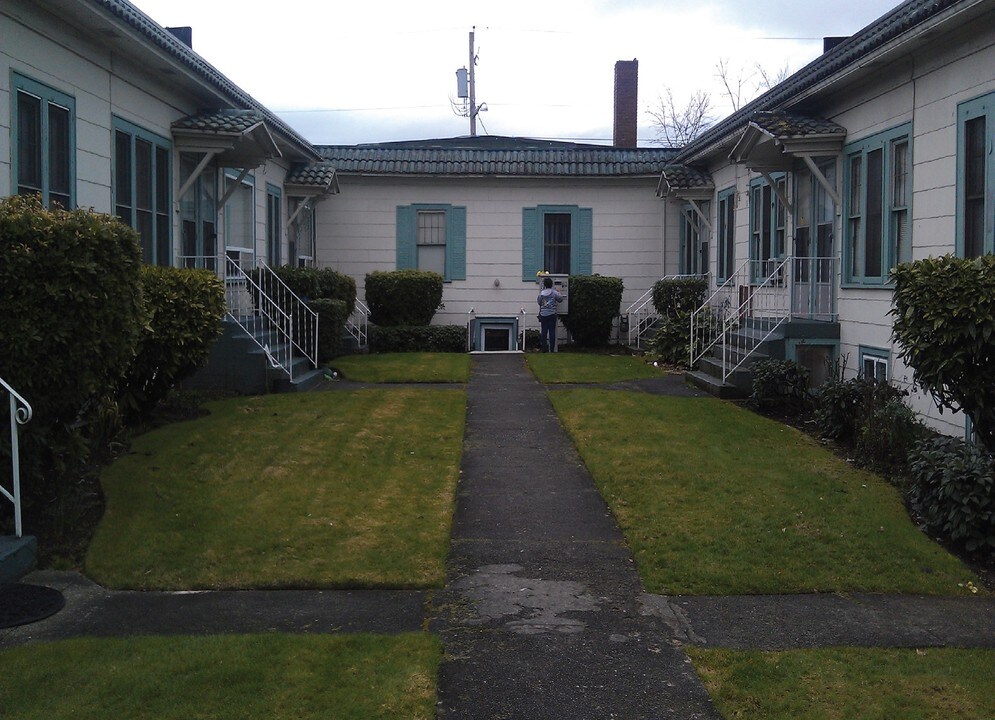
[751,359,809,411]
[647,309,718,368]
[909,437,995,553]
[365,270,443,327]
[891,255,995,453]
[311,298,350,361]
[651,276,708,319]
[371,325,466,353]
[855,397,930,475]
[249,266,356,315]
[812,376,902,442]
[0,195,144,535]
[117,266,225,420]
[561,275,623,347]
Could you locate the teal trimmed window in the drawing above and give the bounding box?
[679,200,710,275]
[957,92,994,258]
[113,117,171,265]
[396,204,466,281]
[717,188,735,281]
[843,124,911,285]
[12,72,76,209]
[749,174,786,281]
[266,183,281,266]
[859,345,890,382]
[522,205,592,280]
[289,199,315,267]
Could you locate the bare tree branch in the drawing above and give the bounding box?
[647,87,715,147]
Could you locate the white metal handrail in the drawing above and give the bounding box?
[626,273,708,349]
[345,298,370,348]
[1,377,32,538]
[224,258,318,382]
[719,256,793,382]
[690,259,751,367]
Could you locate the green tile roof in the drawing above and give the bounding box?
[317,137,678,177]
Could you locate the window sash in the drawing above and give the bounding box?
[717,190,735,281]
[14,76,75,209]
[843,125,911,284]
[114,120,171,265]
[543,213,571,275]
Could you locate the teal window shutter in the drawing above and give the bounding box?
[447,206,467,281]
[396,205,416,270]
[522,207,540,280]
[572,207,593,275]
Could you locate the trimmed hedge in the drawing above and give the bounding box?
[561,275,623,347]
[118,266,225,420]
[311,298,350,361]
[651,276,708,318]
[365,270,443,327]
[371,325,466,353]
[249,266,356,315]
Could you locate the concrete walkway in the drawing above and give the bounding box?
[2,353,993,717]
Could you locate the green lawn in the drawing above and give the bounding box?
[329,353,471,383]
[0,633,439,720]
[550,389,979,595]
[690,647,995,720]
[86,388,465,589]
[527,352,663,383]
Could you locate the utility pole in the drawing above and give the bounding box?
[468,27,477,136]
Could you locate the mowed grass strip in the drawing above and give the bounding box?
[549,389,978,595]
[86,388,465,589]
[0,633,439,720]
[330,353,471,383]
[527,353,662,384]
[689,647,995,720]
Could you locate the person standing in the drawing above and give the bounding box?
[537,276,563,352]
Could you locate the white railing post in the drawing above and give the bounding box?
[1,378,32,538]
[345,298,370,348]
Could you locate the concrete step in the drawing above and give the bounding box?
[0,535,37,584]
[684,370,744,399]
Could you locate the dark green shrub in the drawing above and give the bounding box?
[891,255,995,453]
[647,309,718,368]
[249,266,356,314]
[812,376,902,442]
[0,195,144,536]
[855,397,930,475]
[652,276,708,319]
[909,437,995,553]
[365,270,443,327]
[117,266,225,420]
[562,275,623,347]
[751,359,809,411]
[315,268,357,315]
[371,325,466,353]
[311,298,349,360]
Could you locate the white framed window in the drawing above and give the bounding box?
[859,346,889,382]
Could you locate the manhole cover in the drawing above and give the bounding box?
[0,583,65,629]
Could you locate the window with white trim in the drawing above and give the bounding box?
[843,124,911,284]
[290,199,315,268]
[859,346,889,382]
[224,171,255,272]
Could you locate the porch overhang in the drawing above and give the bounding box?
[730,111,847,210]
[172,109,282,169]
[284,162,340,230]
[730,110,846,172]
[656,164,715,201]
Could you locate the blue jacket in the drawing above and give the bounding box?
[537,287,563,316]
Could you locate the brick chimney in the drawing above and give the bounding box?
[613,59,638,148]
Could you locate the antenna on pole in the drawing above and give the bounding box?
[452,26,486,135]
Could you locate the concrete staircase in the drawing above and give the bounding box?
[686,319,839,399]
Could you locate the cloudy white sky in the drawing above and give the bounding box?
[132,0,903,146]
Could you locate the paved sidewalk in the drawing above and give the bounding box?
[2,353,993,718]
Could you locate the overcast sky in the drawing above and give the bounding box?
[132,0,904,147]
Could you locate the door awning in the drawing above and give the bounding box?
[730,110,846,172]
[656,164,715,201]
[171,109,282,168]
[284,162,340,199]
